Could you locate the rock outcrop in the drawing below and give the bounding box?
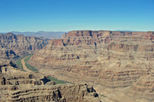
[0,64,100,102]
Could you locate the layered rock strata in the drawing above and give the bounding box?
[0,64,100,102]
[30,30,154,101]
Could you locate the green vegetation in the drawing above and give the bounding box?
[17,54,67,84]
[15,58,24,71]
[24,55,38,72]
[47,76,67,84]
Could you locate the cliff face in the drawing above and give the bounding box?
[0,64,100,102]
[30,30,154,102]
[0,33,48,59]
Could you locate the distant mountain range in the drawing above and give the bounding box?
[10,31,65,39]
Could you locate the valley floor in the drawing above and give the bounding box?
[19,55,68,85]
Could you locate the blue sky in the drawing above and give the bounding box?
[0,0,154,32]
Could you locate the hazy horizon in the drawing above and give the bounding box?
[1,29,154,34]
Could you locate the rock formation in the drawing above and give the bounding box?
[0,33,48,59]
[0,63,100,102]
[30,30,154,102]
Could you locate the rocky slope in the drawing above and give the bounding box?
[30,30,154,102]
[0,33,48,59]
[0,63,100,102]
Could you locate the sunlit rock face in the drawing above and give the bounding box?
[30,30,154,101]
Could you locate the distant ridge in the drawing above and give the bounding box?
[10,31,65,39]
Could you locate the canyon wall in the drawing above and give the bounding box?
[0,33,48,59]
[30,30,154,102]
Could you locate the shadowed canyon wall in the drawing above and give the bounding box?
[0,33,48,60]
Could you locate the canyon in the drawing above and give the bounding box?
[30,30,154,102]
[0,32,101,102]
[0,30,154,102]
